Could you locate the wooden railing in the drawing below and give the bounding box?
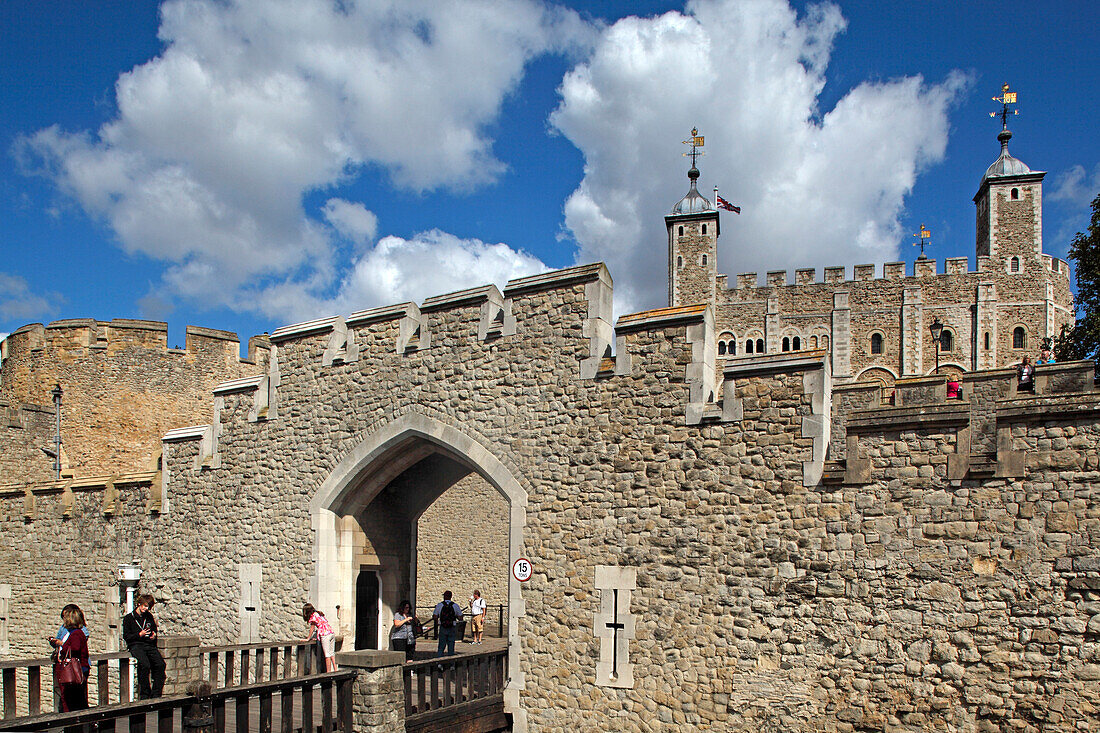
[403,648,507,722]
[1,640,331,720]
[0,669,355,733]
[1,651,132,718]
[200,640,328,687]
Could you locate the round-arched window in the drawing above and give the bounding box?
[1010,256,1020,272]
[940,329,954,352]
[678,226,684,236]
[756,338,764,353]
[1013,327,1026,349]
[870,332,884,354]
[792,336,801,351]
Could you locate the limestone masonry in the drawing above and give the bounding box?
[0,125,1097,732]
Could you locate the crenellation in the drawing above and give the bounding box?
[824,266,845,284]
[945,256,968,274]
[883,262,905,280]
[766,270,786,287]
[795,268,815,285]
[737,272,757,289]
[853,264,875,281]
[914,258,937,277]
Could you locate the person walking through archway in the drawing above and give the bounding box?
[433,591,463,656]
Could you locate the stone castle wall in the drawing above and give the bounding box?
[415,473,509,625]
[0,320,270,476]
[0,402,54,484]
[710,251,1072,381]
[0,264,1096,731]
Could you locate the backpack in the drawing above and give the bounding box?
[439,601,457,629]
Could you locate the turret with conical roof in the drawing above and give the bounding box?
[973,84,1045,261]
[667,129,720,307]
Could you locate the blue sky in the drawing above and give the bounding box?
[2,0,1098,350]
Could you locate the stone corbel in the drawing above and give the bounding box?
[721,375,743,421]
[478,286,515,341]
[580,276,615,378]
[843,434,871,484]
[322,316,359,366]
[267,345,281,420]
[685,308,718,425]
[398,304,429,353]
[22,486,35,520]
[947,425,971,482]
[102,480,119,516]
[802,365,831,487]
[60,480,75,518]
[995,424,1025,478]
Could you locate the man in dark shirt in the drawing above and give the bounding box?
[122,593,166,698]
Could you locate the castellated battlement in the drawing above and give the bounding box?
[717,252,1071,292]
[1,318,270,366]
[0,318,271,478]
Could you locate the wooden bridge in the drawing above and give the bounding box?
[0,639,509,732]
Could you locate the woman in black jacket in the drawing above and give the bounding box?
[122,594,166,698]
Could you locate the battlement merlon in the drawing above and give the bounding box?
[1,318,266,363]
[720,254,1070,293]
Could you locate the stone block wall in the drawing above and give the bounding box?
[0,320,268,476]
[0,263,1096,731]
[0,401,54,484]
[416,473,509,626]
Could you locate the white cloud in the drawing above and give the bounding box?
[551,0,967,313]
[0,272,61,323]
[20,0,590,323]
[252,230,548,319]
[322,199,378,247]
[1049,163,1100,209]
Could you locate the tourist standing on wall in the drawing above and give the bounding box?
[52,604,89,712]
[391,600,419,660]
[468,590,486,645]
[303,603,338,672]
[123,594,166,698]
[1017,355,1035,392]
[433,591,463,656]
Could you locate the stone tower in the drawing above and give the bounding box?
[973,92,1045,264]
[666,160,719,307]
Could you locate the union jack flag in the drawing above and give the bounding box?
[716,195,740,214]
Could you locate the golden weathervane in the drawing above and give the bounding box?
[913,224,932,259]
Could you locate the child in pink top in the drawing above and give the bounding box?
[302,603,337,672]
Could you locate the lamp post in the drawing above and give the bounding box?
[929,318,944,374]
[50,383,63,480]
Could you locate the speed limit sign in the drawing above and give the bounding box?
[512,557,533,582]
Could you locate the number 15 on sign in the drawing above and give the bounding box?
[512,557,533,582]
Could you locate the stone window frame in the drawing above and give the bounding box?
[701,223,707,235]
[984,331,992,350]
[1009,256,1021,273]
[870,331,885,354]
[1011,187,1019,200]
[717,332,736,357]
[744,330,764,355]
[678,226,684,236]
[593,566,636,689]
[1012,325,1027,350]
[939,328,955,352]
[676,256,683,269]
[700,253,708,266]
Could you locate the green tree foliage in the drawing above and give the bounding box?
[1056,193,1100,361]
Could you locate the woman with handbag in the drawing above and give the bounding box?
[53,604,89,712]
[391,600,419,661]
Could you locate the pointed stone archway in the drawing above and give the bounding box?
[310,411,528,729]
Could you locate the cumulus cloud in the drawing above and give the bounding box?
[322,199,378,248]
[551,0,967,313]
[251,230,548,318]
[19,0,590,323]
[0,272,62,323]
[1049,163,1100,209]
